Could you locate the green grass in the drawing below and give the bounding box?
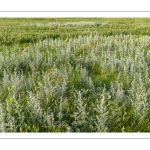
[0,18,150,132]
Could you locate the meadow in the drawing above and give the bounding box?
[0,18,150,132]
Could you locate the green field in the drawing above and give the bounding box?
[0,18,150,132]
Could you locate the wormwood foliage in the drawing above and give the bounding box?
[0,18,150,132]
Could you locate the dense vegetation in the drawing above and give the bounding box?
[0,18,150,132]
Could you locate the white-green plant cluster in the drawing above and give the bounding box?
[0,31,150,132]
[29,21,109,28]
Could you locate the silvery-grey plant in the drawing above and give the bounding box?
[94,94,108,132]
